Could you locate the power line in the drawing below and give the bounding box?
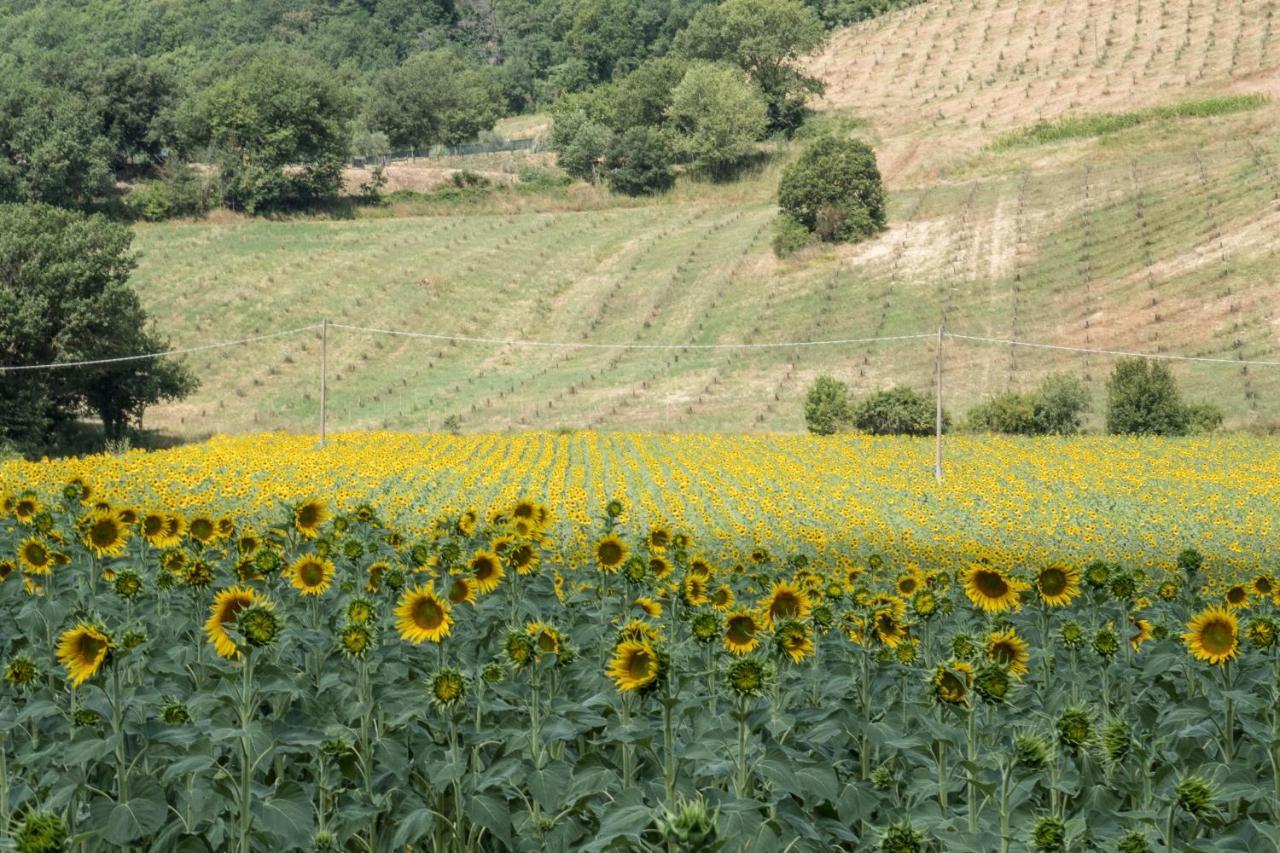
[946,332,1280,367]
[0,324,321,373]
[328,321,937,350]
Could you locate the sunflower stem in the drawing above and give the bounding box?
[110,660,129,805]
[733,696,750,798]
[620,693,635,789]
[1221,664,1235,762]
[1,733,10,840]
[998,760,1011,853]
[662,694,677,805]
[966,706,978,835]
[237,650,256,853]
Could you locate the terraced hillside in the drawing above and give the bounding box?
[129,0,1280,439]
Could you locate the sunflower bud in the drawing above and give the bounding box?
[1092,626,1120,659]
[16,810,68,853]
[1014,734,1051,770]
[691,612,721,644]
[160,698,192,725]
[975,662,1011,703]
[879,820,924,853]
[654,795,717,850]
[3,654,39,689]
[1056,706,1093,751]
[1246,615,1278,649]
[237,603,281,648]
[1116,829,1151,853]
[1059,621,1085,648]
[871,765,894,790]
[428,667,469,711]
[1031,815,1067,852]
[1174,775,1216,818]
[481,661,505,684]
[339,624,374,659]
[725,657,772,698]
[1102,718,1131,764]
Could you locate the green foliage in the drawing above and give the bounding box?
[365,51,504,150]
[803,375,852,435]
[966,374,1090,435]
[853,386,944,436]
[1105,359,1190,436]
[179,48,355,213]
[0,70,114,208]
[604,126,676,195]
[772,212,815,256]
[1184,402,1225,434]
[992,94,1268,149]
[667,62,768,179]
[614,57,691,130]
[675,0,827,133]
[551,110,614,182]
[122,163,216,222]
[778,135,886,242]
[516,164,572,189]
[0,203,197,450]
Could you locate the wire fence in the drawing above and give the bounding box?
[4,320,1278,474]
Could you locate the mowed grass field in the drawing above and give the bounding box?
[126,0,1280,440]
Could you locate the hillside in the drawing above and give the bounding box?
[127,0,1280,439]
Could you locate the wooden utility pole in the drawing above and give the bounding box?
[934,325,944,483]
[319,319,328,447]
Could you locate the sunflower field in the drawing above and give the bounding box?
[1,435,1280,851]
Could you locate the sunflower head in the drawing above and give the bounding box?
[762,580,811,627]
[340,624,374,659]
[931,661,974,706]
[293,500,329,539]
[1013,734,1051,769]
[1059,621,1085,648]
[395,586,453,644]
[1034,565,1080,607]
[237,602,281,648]
[503,629,535,668]
[1174,775,1217,818]
[635,596,663,619]
[1092,625,1120,659]
[691,612,721,644]
[962,565,1025,613]
[112,569,143,600]
[1246,615,1278,649]
[287,555,335,597]
[606,639,663,694]
[57,622,112,687]
[18,538,53,575]
[345,596,375,626]
[428,667,469,711]
[595,535,628,572]
[188,516,217,545]
[83,511,130,558]
[1156,580,1180,601]
[986,628,1030,678]
[724,610,761,655]
[508,542,540,576]
[648,526,671,549]
[1183,605,1239,666]
[447,576,477,605]
[4,654,39,689]
[469,550,504,594]
[1223,584,1249,609]
[774,619,814,664]
[205,586,260,659]
[725,656,772,698]
[15,811,68,853]
[0,560,14,583]
[160,698,192,725]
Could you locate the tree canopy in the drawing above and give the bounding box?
[0,203,196,451]
[365,51,504,151]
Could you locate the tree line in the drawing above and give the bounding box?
[804,360,1226,437]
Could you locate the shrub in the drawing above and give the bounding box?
[551,110,613,182]
[965,374,1090,435]
[667,62,768,180]
[516,165,571,189]
[1184,402,1224,434]
[123,163,215,221]
[604,127,675,196]
[1105,359,1189,436]
[853,386,946,436]
[772,213,815,257]
[965,392,1038,435]
[777,135,886,244]
[803,376,852,435]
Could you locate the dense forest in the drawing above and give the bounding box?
[0,0,918,213]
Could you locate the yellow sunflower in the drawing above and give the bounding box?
[13,495,40,524]
[724,610,761,655]
[205,586,261,659]
[447,575,477,605]
[776,621,814,664]
[1253,575,1274,597]
[526,622,562,657]
[57,623,112,687]
[470,550,504,595]
[286,555,335,596]
[1129,616,1154,652]
[606,640,660,692]
[987,628,1030,678]
[0,560,14,583]
[962,565,1025,613]
[595,535,628,573]
[1183,606,1238,666]
[82,511,130,558]
[648,555,673,579]
[18,538,53,575]
[932,661,974,706]
[293,500,328,539]
[710,585,734,612]
[508,542,540,576]
[648,526,672,550]
[761,580,811,628]
[188,516,218,545]
[141,512,167,546]
[682,574,709,607]
[1223,584,1249,609]
[395,586,453,644]
[872,607,908,648]
[1034,565,1081,607]
[635,596,663,619]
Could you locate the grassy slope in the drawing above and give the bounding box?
[130,0,1280,438]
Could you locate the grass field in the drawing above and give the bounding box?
[111,0,1280,441]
